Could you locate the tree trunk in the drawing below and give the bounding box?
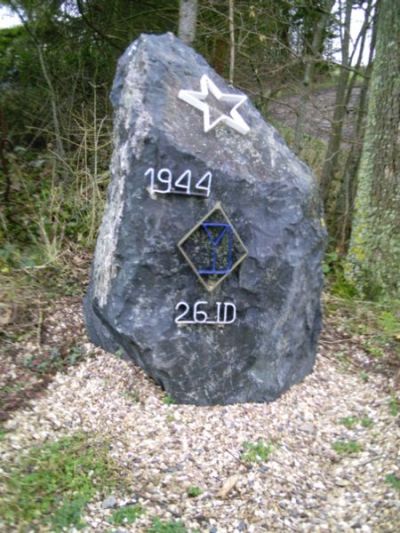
[346,0,400,299]
[294,0,335,153]
[331,1,377,254]
[8,0,67,177]
[320,0,352,206]
[178,0,198,45]
[36,44,66,165]
[228,0,235,84]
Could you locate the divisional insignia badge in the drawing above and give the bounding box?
[178,203,248,292]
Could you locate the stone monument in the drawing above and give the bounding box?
[84,33,326,405]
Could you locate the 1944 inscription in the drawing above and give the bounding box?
[146,167,212,197]
[175,300,236,325]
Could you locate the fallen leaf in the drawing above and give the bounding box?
[218,474,240,498]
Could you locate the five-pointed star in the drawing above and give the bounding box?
[178,74,250,135]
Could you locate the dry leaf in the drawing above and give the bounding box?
[0,305,13,326]
[218,474,240,498]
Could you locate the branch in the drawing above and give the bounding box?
[76,0,122,51]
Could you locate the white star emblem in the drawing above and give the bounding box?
[178,74,250,135]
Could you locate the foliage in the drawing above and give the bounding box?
[339,416,373,429]
[51,496,88,531]
[360,417,374,428]
[163,394,176,405]
[0,432,124,531]
[389,396,399,417]
[323,252,359,300]
[23,344,86,374]
[0,1,177,148]
[109,504,144,525]
[241,439,274,463]
[187,486,202,497]
[324,294,400,361]
[0,0,384,284]
[148,518,188,533]
[0,138,109,264]
[331,440,363,455]
[378,311,400,338]
[385,474,400,492]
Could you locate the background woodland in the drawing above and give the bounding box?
[0,0,399,304]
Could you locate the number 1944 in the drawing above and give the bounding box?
[146,167,212,198]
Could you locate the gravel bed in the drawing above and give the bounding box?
[1,341,399,532]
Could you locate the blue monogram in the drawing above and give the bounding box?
[197,223,233,275]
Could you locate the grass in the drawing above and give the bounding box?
[241,439,274,463]
[22,345,87,375]
[0,432,124,531]
[187,486,202,497]
[0,145,107,357]
[339,416,358,429]
[360,417,374,428]
[51,496,88,531]
[332,440,363,455]
[0,144,108,272]
[389,396,399,416]
[0,260,87,367]
[109,504,144,525]
[148,517,188,532]
[339,416,374,429]
[122,390,140,403]
[324,293,400,362]
[163,394,176,405]
[385,474,400,492]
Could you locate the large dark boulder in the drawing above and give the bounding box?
[84,32,326,405]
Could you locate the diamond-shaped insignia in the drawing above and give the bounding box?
[178,202,248,292]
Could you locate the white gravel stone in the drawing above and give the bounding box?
[1,341,399,532]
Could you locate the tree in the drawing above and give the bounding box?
[178,0,198,44]
[319,0,353,205]
[331,0,377,254]
[294,0,335,153]
[346,0,400,299]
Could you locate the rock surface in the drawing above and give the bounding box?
[84,32,326,405]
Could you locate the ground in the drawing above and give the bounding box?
[0,272,399,531]
[1,87,399,531]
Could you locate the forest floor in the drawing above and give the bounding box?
[0,258,399,532]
